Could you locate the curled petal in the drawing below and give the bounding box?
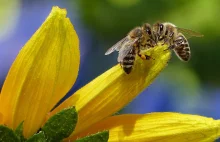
[70,112,220,142]
[50,44,171,136]
[0,6,79,137]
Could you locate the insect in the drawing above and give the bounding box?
[105,26,155,74]
[152,22,203,61]
[140,23,157,49]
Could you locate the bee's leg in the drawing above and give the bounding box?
[162,37,169,46]
[164,36,185,51]
[146,39,157,48]
[164,37,180,51]
[164,44,175,51]
[151,39,157,47]
[119,62,123,68]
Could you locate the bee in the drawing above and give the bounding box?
[140,23,157,49]
[105,25,155,74]
[152,22,203,61]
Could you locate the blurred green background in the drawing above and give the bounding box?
[0,0,220,132]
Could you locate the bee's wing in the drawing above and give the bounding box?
[105,37,129,55]
[117,39,138,62]
[177,27,204,39]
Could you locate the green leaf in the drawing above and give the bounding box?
[0,125,19,142]
[26,131,46,142]
[41,106,77,142]
[14,121,26,142]
[75,131,109,142]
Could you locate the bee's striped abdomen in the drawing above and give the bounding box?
[121,50,136,74]
[175,43,191,61]
[174,34,191,62]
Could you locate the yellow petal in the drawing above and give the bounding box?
[0,114,2,124]
[50,44,171,136]
[0,6,79,137]
[69,112,220,142]
[0,109,2,124]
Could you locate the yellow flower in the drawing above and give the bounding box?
[0,6,220,142]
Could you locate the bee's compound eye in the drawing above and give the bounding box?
[159,24,164,32]
[146,28,151,35]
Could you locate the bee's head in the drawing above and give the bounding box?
[153,22,166,41]
[129,27,142,39]
[142,23,152,37]
[142,23,157,45]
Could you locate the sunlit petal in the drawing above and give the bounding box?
[0,6,79,137]
[70,112,220,142]
[50,44,171,136]
[0,111,2,124]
